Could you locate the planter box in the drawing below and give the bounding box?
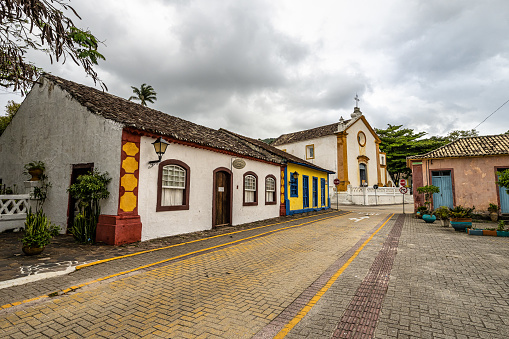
[497,231,509,237]
[482,230,497,236]
[450,218,472,232]
[468,229,483,236]
[422,214,436,223]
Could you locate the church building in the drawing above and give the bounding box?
[272,102,392,199]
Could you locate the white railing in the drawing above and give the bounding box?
[0,194,30,232]
[333,185,413,206]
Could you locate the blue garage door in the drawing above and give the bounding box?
[431,171,453,209]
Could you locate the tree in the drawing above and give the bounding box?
[0,100,20,135]
[497,169,509,194]
[375,124,447,184]
[0,0,105,94]
[129,84,157,106]
[444,129,478,142]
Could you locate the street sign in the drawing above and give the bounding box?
[399,179,407,187]
[373,184,379,189]
[399,187,408,194]
[334,178,340,185]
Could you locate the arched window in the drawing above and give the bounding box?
[157,160,190,211]
[265,175,277,205]
[243,172,258,206]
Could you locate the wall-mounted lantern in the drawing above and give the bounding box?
[292,171,299,179]
[148,137,170,168]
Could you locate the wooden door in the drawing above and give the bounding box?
[214,171,231,226]
[431,171,453,209]
[67,163,94,232]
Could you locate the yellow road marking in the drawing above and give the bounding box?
[1,211,350,310]
[274,213,395,339]
[76,210,340,270]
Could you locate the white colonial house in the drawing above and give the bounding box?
[272,106,396,204]
[0,75,333,243]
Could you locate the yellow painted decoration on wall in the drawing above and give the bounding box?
[122,157,138,174]
[121,173,138,192]
[120,192,137,212]
[122,142,139,157]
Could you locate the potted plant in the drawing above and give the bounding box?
[23,161,46,181]
[417,185,440,223]
[449,205,475,232]
[21,209,60,255]
[416,205,427,219]
[488,203,499,222]
[67,170,111,244]
[434,206,450,227]
[497,220,509,237]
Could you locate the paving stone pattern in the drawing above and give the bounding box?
[375,216,509,339]
[0,212,382,338]
[0,211,345,307]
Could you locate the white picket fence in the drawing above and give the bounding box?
[0,194,30,232]
[334,185,413,206]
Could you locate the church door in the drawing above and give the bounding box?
[359,163,367,186]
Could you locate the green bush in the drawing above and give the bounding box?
[22,209,59,248]
[67,170,111,244]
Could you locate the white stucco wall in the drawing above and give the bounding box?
[0,78,122,232]
[345,119,379,187]
[137,136,281,241]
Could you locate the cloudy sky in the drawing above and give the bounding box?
[2,0,509,139]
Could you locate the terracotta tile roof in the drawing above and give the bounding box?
[271,122,347,146]
[43,74,283,164]
[408,134,509,159]
[220,129,335,174]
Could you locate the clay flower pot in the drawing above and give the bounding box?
[22,246,45,256]
[28,169,43,181]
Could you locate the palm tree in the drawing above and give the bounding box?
[129,84,157,106]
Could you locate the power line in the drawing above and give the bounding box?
[473,98,509,130]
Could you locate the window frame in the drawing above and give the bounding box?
[157,159,190,211]
[302,175,309,208]
[305,144,315,160]
[290,173,299,198]
[243,171,258,206]
[321,178,326,206]
[265,175,277,205]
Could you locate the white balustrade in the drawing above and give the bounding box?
[0,194,30,232]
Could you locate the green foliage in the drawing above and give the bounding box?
[260,138,275,145]
[67,170,111,244]
[22,209,60,248]
[498,220,506,231]
[496,169,509,192]
[449,205,475,218]
[434,206,450,220]
[0,0,106,93]
[0,100,20,135]
[23,160,46,174]
[375,124,446,183]
[71,213,95,244]
[445,129,479,142]
[488,203,499,213]
[417,185,440,214]
[129,83,157,106]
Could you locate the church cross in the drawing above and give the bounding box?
[354,94,360,108]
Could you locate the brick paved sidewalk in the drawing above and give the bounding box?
[280,214,509,339]
[0,209,348,308]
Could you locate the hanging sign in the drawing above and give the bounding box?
[232,159,246,169]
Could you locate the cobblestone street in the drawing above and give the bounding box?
[1,209,509,338]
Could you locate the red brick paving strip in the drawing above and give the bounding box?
[252,214,395,339]
[331,214,405,339]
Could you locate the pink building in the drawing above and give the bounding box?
[407,135,509,216]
